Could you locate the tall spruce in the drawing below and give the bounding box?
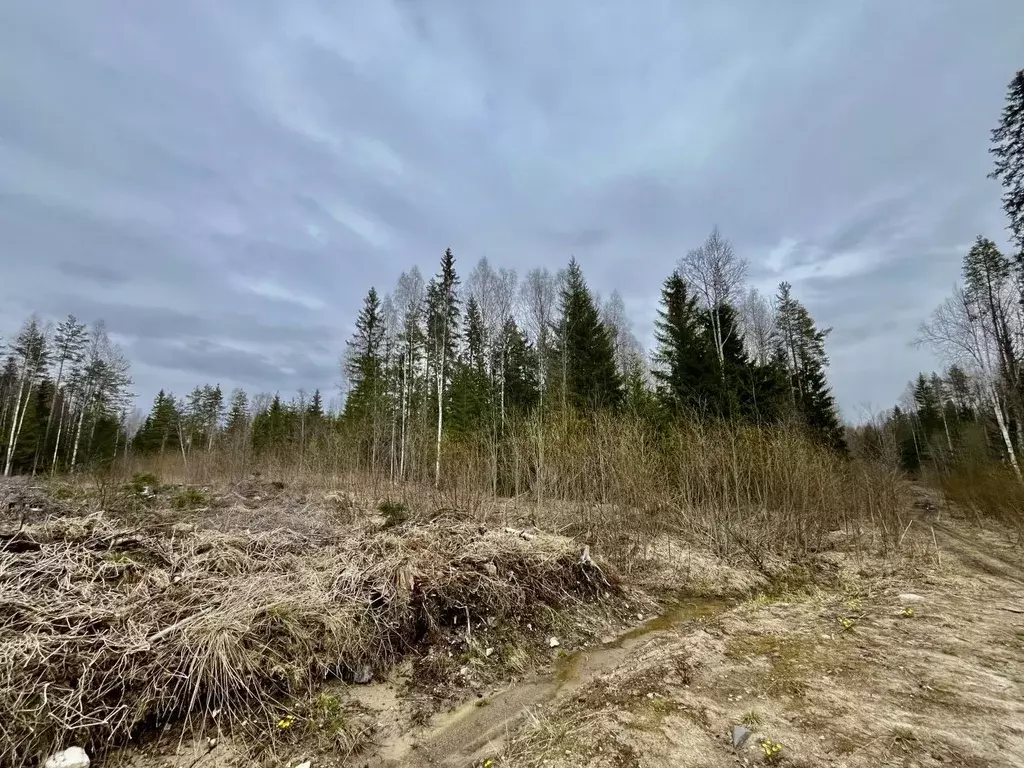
[551,258,622,412]
[448,296,490,436]
[989,69,1024,254]
[652,270,717,417]
[499,318,540,415]
[344,287,386,422]
[773,282,845,450]
[425,248,460,485]
[345,287,388,473]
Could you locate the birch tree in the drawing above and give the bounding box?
[394,267,425,480]
[32,314,88,475]
[739,287,775,366]
[425,249,460,487]
[917,286,1022,480]
[680,227,748,373]
[69,322,133,472]
[4,317,49,477]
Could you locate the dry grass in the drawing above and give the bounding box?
[0,486,613,767]
[129,416,911,569]
[938,463,1024,534]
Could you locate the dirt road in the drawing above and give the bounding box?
[366,509,1024,767]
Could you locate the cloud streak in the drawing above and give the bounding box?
[1,0,1022,416]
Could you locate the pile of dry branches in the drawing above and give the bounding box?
[0,511,611,765]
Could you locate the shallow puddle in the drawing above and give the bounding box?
[392,595,734,767]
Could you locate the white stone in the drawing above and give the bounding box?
[44,747,90,768]
[898,593,924,603]
[294,761,312,768]
[549,636,560,648]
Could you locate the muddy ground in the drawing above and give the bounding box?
[5,480,1022,768]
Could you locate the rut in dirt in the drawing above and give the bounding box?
[371,597,732,767]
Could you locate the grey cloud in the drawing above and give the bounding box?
[56,262,129,286]
[129,338,336,392]
[2,0,1023,416]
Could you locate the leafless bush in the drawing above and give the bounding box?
[124,412,910,565]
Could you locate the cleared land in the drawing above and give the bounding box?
[1,479,1021,768]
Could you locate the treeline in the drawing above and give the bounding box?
[860,236,1024,481]
[337,234,845,491]
[0,317,132,476]
[1,227,846,483]
[853,68,1024,488]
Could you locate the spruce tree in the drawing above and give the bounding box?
[344,287,386,424]
[989,69,1024,252]
[500,318,540,415]
[652,270,716,417]
[773,282,845,451]
[551,258,622,412]
[448,296,490,435]
[425,248,460,485]
[135,391,180,455]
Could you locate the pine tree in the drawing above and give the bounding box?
[652,271,717,417]
[551,258,622,412]
[989,69,1024,252]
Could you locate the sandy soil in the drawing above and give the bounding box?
[486,509,1024,768]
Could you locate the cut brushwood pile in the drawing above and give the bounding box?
[0,481,615,767]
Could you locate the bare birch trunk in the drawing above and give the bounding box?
[3,373,28,476]
[70,400,88,472]
[990,384,1022,481]
[51,398,67,476]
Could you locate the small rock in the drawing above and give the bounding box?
[549,637,560,648]
[352,665,373,684]
[484,647,495,657]
[731,725,752,750]
[294,762,312,768]
[459,666,470,676]
[44,747,90,768]
[898,593,924,603]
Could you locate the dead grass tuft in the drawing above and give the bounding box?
[0,510,613,766]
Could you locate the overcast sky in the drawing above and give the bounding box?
[1,2,1021,419]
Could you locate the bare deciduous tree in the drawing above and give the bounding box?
[680,227,748,372]
[917,286,1021,479]
[739,287,774,366]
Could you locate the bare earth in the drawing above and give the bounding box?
[373,508,1024,767]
